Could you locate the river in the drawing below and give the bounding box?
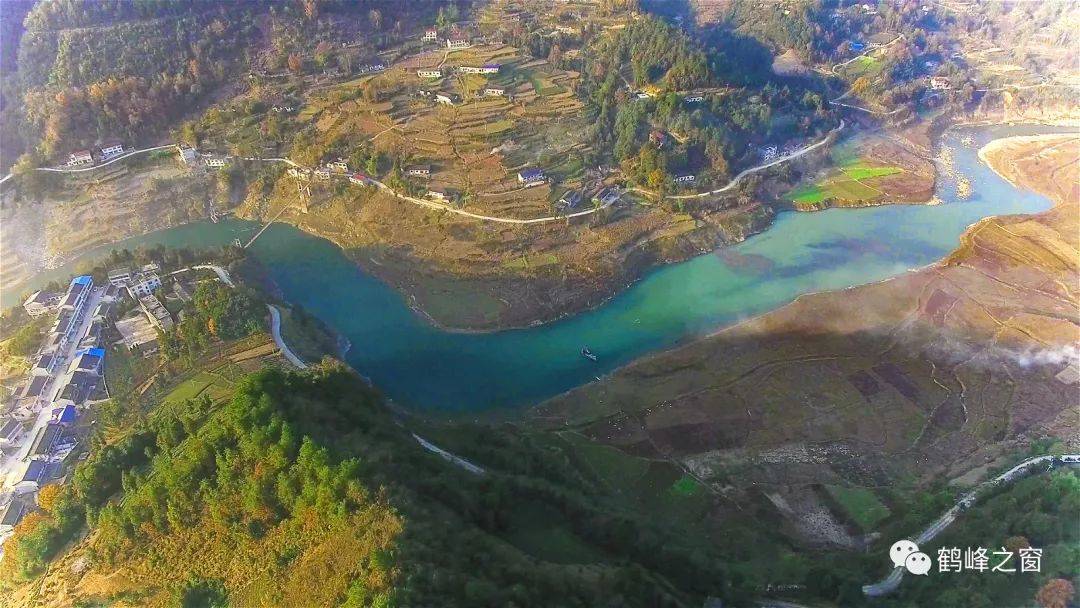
[0,125,1064,412]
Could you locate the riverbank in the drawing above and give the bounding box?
[531,131,1078,492]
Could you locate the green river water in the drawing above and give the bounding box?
[1,125,1064,411]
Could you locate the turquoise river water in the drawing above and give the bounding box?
[1,125,1064,411]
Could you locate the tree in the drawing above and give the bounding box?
[1036,579,1074,608]
[287,54,303,74]
[36,484,61,512]
[368,8,382,30]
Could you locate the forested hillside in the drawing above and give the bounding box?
[1,364,755,607]
[579,15,836,191]
[0,0,423,170]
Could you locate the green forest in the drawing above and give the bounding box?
[0,365,760,607]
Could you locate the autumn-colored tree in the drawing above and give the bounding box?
[1036,579,1075,608]
[36,484,61,512]
[207,317,218,337]
[288,53,303,74]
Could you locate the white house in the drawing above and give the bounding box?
[349,173,369,185]
[205,156,229,168]
[67,150,93,166]
[930,76,951,90]
[314,168,332,180]
[674,174,696,184]
[23,290,57,318]
[100,141,124,158]
[435,93,459,105]
[107,267,132,286]
[459,64,500,74]
[422,29,438,42]
[406,165,431,177]
[483,87,506,97]
[426,189,448,201]
[129,272,162,298]
[446,37,471,50]
[418,69,443,78]
[684,95,704,103]
[327,160,349,173]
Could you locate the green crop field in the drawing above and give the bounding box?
[786,157,904,206]
[824,484,891,532]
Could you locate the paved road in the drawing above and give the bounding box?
[0,145,176,185]
[633,120,845,201]
[266,304,306,369]
[863,454,1080,597]
[412,433,485,475]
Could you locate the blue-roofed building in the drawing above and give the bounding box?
[850,40,866,52]
[72,348,104,375]
[51,404,78,426]
[60,275,93,311]
[517,168,546,185]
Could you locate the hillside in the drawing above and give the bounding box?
[1,363,767,607]
[532,134,1078,559]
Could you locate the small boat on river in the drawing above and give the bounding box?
[581,346,597,361]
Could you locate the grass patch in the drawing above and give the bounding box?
[501,503,607,564]
[824,484,891,532]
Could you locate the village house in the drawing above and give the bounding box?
[138,294,173,331]
[67,150,93,166]
[930,76,951,90]
[435,93,460,106]
[107,267,132,286]
[128,271,162,298]
[22,290,58,318]
[99,141,124,158]
[314,168,332,180]
[176,145,198,164]
[418,68,443,78]
[594,187,621,206]
[483,87,507,97]
[446,37,471,50]
[205,156,229,168]
[31,354,56,377]
[674,174,696,185]
[557,190,582,209]
[759,145,779,162]
[426,189,448,201]
[684,95,704,103]
[287,167,311,180]
[349,173,368,185]
[51,404,78,427]
[271,105,296,113]
[72,348,105,376]
[27,423,63,461]
[406,165,432,178]
[358,63,386,75]
[422,28,439,42]
[517,168,546,185]
[459,64,500,75]
[115,314,158,355]
[0,494,34,535]
[649,130,667,148]
[327,159,349,173]
[60,276,93,312]
[0,417,24,449]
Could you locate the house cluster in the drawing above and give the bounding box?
[315,159,349,180]
[3,276,113,540]
[108,263,174,353]
[929,76,951,91]
[554,186,621,211]
[65,141,127,167]
[356,62,387,76]
[759,145,779,162]
[420,26,474,50]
